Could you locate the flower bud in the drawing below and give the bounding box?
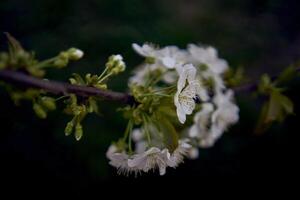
[75,123,83,141]
[65,121,74,136]
[95,84,107,90]
[106,54,126,72]
[40,97,56,110]
[33,103,47,119]
[67,48,84,60]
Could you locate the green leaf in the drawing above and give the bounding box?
[255,102,271,134]
[5,32,24,58]
[258,74,272,94]
[256,90,294,134]
[156,113,178,152]
[274,66,298,86]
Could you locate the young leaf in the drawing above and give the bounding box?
[156,113,178,152]
[5,32,24,58]
[274,66,298,86]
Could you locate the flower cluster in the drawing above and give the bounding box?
[107,43,239,176]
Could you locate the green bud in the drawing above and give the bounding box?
[65,121,74,136]
[53,57,69,68]
[69,78,77,85]
[87,97,99,113]
[33,103,47,119]
[67,48,84,60]
[40,97,56,110]
[111,64,126,75]
[94,84,107,90]
[106,55,126,74]
[75,123,83,141]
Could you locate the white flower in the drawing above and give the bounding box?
[132,43,157,58]
[186,147,199,159]
[174,64,208,124]
[106,144,140,175]
[129,63,164,85]
[112,54,123,62]
[157,46,188,69]
[132,128,144,142]
[127,139,190,175]
[188,44,228,74]
[189,102,220,148]
[171,139,198,162]
[132,43,188,69]
[128,147,172,175]
[162,70,178,84]
[188,90,239,148]
[189,103,214,138]
[212,89,239,129]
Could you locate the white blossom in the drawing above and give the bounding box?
[156,46,188,69]
[128,147,175,175]
[132,43,157,58]
[132,43,188,69]
[212,89,239,129]
[106,144,140,175]
[188,44,228,74]
[128,63,164,85]
[107,139,192,176]
[174,64,208,124]
[188,90,239,148]
[189,103,214,138]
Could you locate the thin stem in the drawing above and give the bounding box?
[97,67,109,81]
[55,95,69,102]
[142,93,173,97]
[142,114,151,145]
[33,57,58,68]
[153,85,176,93]
[98,72,113,83]
[128,120,133,154]
[122,119,133,142]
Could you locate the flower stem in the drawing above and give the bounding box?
[34,57,58,68]
[98,72,113,83]
[97,67,109,81]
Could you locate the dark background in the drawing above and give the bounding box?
[0,0,299,192]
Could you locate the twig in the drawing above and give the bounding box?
[0,68,299,104]
[0,69,135,105]
[233,67,300,93]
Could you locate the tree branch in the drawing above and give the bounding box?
[233,67,300,93]
[0,69,135,105]
[0,68,299,105]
